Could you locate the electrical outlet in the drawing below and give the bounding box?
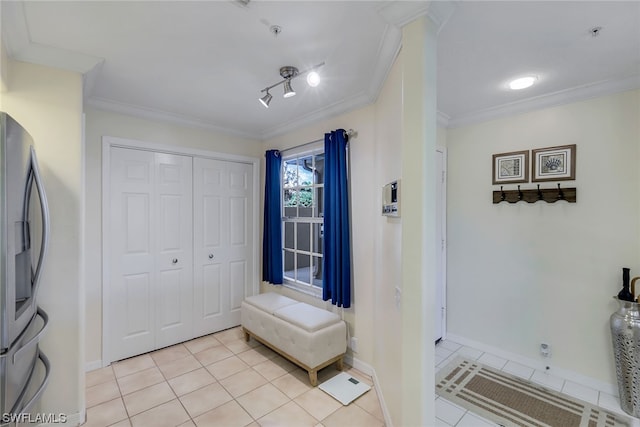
[350,337,358,353]
[540,343,551,358]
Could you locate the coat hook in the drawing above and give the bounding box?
[557,183,564,200]
[500,186,506,201]
[537,184,543,200]
[517,185,523,200]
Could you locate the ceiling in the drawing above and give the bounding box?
[2,1,639,140]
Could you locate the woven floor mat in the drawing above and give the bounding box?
[436,357,628,427]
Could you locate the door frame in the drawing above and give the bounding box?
[435,146,447,342]
[101,136,260,366]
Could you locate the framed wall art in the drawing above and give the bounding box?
[531,144,576,182]
[492,150,529,184]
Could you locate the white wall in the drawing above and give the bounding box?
[446,89,640,388]
[1,58,84,423]
[83,107,262,365]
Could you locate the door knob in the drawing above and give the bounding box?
[172,258,178,264]
[208,254,214,259]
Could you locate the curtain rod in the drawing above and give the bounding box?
[281,129,357,154]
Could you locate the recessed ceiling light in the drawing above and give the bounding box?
[509,76,537,90]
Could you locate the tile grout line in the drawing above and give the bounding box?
[88,327,385,427]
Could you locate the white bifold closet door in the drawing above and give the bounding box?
[193,158,253,336]
[109,148,193,362]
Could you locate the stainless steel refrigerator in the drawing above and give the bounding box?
[0,112,50,424]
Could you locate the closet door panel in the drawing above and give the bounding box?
[193,158,229,335]
[193,158,252,335]
[225,162,253,327]
[229,261,246,312]
[109,148,156,361]
[123,273,152,338]
[199,195,223,318]
[155,153,194,348]
[202,263,222,318]
[229,197,247,246]
[159,269,184,326]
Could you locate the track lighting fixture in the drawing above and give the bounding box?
[258,62,325,108]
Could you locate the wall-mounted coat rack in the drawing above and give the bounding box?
[493,184,576,204]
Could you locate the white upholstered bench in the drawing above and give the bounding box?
[240,292,347,386]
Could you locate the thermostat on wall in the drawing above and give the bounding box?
[382,179,400,217]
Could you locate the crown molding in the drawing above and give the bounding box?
[260,89,374,140]
[1,1,103,77]
[426,1,457,34]
[11,41,103,75]
[377,1,457,33]
[366,23,403,105]
[86,96,261,140]
[83,59,105,99]
[1,1,30,57]
[446,74,640,129]
[377,1,431,28]
[437,111,451,128]
[2,0,105,102]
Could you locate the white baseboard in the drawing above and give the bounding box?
[344,354,373,377]
[85,360,103,372]
[446,333,618,396]
[345,355,393,427]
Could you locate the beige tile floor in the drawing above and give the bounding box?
[84,327,385,427]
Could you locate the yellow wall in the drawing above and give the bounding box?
[1,58,84,422]
[371,40,404,426]
[399,16,438,425]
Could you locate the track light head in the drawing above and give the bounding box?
[259,91,272,108]
[306,71,320,87]
[283,80,296,98]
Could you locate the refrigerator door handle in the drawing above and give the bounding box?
[9,350,51,417]
[26,146,50,300]
[12,307,48,364]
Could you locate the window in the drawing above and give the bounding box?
[282,147,324,294]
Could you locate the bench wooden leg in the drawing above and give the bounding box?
[243,328,250,342]
[336,357,344,371]
[308,370,318,387]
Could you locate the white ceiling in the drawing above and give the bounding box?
[2,1,639,139]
